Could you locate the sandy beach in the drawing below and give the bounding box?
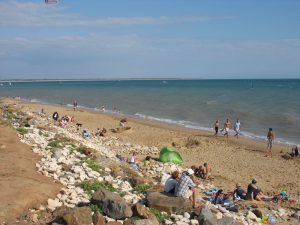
[13,98,300,199]
[0,122,61,224]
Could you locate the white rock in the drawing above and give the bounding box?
[190,219,199,225]
[184,212,190,219]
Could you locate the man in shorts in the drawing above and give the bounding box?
[223,118,231,140]
[266,128,275,157]
[175,169,198,207]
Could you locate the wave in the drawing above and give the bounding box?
[134,113,299,146]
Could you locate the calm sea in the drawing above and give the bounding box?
[1,79,299,145]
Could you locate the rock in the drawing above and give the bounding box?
[292,211,300,220]
[107,222,122,225]
[198,206,217,225]
[92,189,133,220]
[282,153,292,160]
[246,211,258,221]
[132,203,151,219]
[228,205,239,213]
[190,219,199,225]
[52,206,73,219]
[123,217,159,225]
[146,192,192,214]
[63,207,93,225]
[184,212,190,219]
[217,216,240,225]
[48,198,62,211]
[92,211,106,225]
[128,175,153,188]
[252,209,263,218]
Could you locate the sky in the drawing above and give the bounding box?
[0,0,300,79]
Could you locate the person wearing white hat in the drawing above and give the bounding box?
[175,169,198,207]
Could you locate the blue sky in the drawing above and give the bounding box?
[0,0,299,79]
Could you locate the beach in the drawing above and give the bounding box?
[15,99,300,197]
[1,97,300,224]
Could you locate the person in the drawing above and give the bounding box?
[233,183,246,200]
[82,129,90,138]
[266,128,275,157]
[164,170,180,194]
[291,145,299,157]
[175,169,198,208]
[99,128,107,137]
[195,165,205,179]
[143,156,151,170]
[245,179,272,201]
[223,118,231,140]
[128,152,139,169]
[73,100,78,111]
[119,118,127,128]
[234,119,241,139]
[76,123,82,132]
[95,128,101,136]
[213,189,227,205]
[203,163,212,180]
[214,120,220,136]
[52,112,59,124]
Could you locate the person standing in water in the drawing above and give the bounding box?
[234,119,241,139]
[223,118,231,140]
[214,120,219,136]
[266,128,275,157]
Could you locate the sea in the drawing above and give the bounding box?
[0,79,299,145]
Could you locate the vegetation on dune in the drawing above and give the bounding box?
[84,159,103,172]
[80,180,117,195]
[149,207,170,223]
[133,184,152,194]
[16,127,28,135]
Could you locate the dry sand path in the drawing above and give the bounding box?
[0,124,61,224]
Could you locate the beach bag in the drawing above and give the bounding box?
[159,147,183,164]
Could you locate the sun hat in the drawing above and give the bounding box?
[187,168,194,176]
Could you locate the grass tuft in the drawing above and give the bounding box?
[16,127,28,135]
[133,184,152,194]
[80,180,117,195]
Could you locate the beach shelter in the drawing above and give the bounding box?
[159,147,183,164]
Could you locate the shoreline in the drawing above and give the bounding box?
[8,97,298,147]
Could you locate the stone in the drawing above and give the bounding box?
[146,192,192,214]
[198,206,217,225]
[107,222,122,225]
[217,216,240,225]
[132,203,151,219]
[63,207,93,225]
[92,211,106,225]
[48,198,62,211]
[92,189,133,220]
[184,212,190,219]
[190,219,199,225]
[246,211,258,221]
[252,209,263,218]
[123,217,159,225]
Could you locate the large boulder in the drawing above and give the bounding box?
[217,216,241,225]
[198,206,217,225]
[92,211,106,225]
[146,192,192,214]
[123,216,159,225]
[132,203,151,219]
[92,189,133,220]
[62,207,93,225]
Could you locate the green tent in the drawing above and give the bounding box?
[159,147,183,164]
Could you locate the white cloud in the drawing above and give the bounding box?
[0,0,226,27]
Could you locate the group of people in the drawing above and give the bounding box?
[214,118,241,139]
[52,111,75,127]
[163,163,213,208]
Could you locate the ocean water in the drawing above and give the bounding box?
[1,79,299,145]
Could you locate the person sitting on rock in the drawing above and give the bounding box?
[213,189,227,205]
[174,169,198,208]
[233,183,246,200]
[164,170,180,194]
[190,165,200,184]
[128,152,139,169]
